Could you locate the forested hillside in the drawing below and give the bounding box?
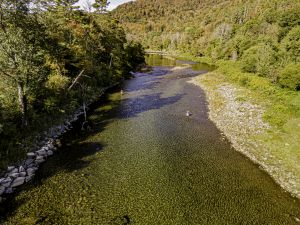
[0,0,144,168]
[113,0,300,90]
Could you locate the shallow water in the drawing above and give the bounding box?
[1,55,300,224]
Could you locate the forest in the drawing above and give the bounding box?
[0,0,144,169]
[113,0,300,91]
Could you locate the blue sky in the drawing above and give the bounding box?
[78,0,133,11]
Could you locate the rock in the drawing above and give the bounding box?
[35,156,45,164]
[25,175,34,183]
[11,177,25,188]
[0,178,12,188]
[19,172,27,177]
[36,149,47,157]
[52,146,58,151]
[47,150,53,156]
[7,166,15,172]
[24,159,34,167]
[5,188,13,194]
[27,152,36,158]
[8,173,19,179]
[26,168,36,176]
[0,186,5,195]
[19,166,25,173]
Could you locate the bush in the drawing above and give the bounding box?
[280,26,300,62]
[241,43,277,76]
[279,63,300,90]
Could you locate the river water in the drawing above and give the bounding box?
[1,55,300,224]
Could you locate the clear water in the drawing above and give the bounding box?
[1,55,299,224]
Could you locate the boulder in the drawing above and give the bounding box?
[47,150,53,156]
[36,149,47,157]
[19,166,25,173]
[35,156,45,164]
[7,166,15,172]
[11,177,25,188]
[8,173,19,179]
[27,152,36,158]
[25,175,34,183]
[0,178,12,188]
[26,168,36,176]
[19,172,26,177]
[24,159,34,167]
[5,187,13,194]
[0,186,5,195]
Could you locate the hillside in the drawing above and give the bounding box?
[113,0,300,89]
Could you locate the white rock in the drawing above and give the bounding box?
[11,177,25,188]
[27,152,36,158]
[7,166,15,172]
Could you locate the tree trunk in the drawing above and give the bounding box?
[17,81,28,127]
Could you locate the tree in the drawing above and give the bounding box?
[0,0,46,127]
[92,0,109,13]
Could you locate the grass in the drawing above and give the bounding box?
[189,58,300,198]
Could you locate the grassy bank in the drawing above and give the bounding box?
[188,58,300,198]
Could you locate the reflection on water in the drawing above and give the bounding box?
[146,54,215,71]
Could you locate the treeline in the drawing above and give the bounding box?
[113,0,300,90]
[0,0,144,166]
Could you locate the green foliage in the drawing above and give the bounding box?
[0,0,145,167]
[113,0,300,90]
[279,63,300,90]
[280,26,300,63]
[241,44,277,77]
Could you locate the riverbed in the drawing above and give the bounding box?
[1,55,299,224]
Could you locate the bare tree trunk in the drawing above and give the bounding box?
[17,81,28,127]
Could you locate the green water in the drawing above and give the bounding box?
[1,55,299,224]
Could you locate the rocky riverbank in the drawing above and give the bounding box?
[190,72,300,199]
[0,85,115,203]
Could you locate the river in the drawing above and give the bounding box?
[1,55,299,224]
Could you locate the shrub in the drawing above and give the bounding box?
[279,63,300,90]
[280,26,300,62]
[241,43,277,76]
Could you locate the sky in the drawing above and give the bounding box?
[77,0,133,11]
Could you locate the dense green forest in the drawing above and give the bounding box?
[113,0,300,90]
[0,0,144,168]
